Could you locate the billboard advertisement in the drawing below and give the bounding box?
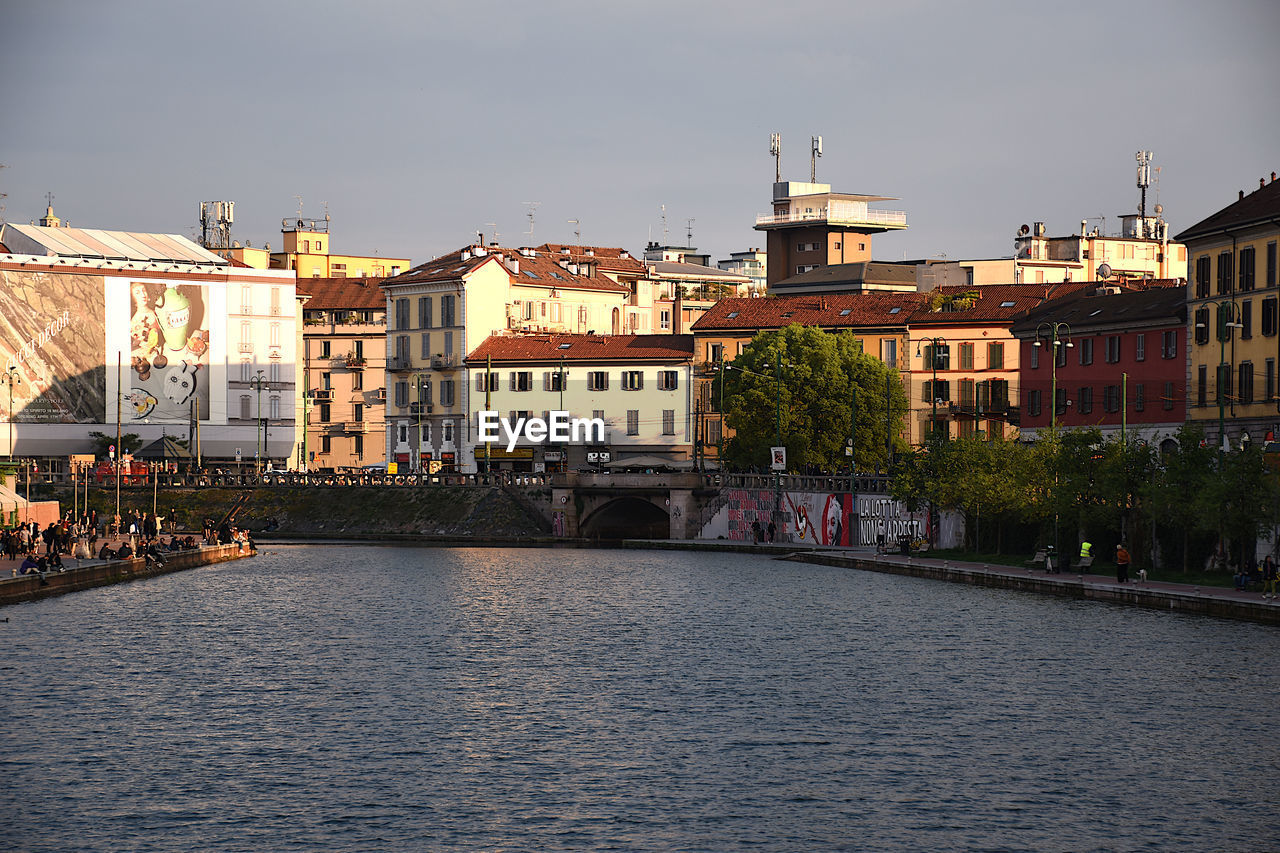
[125,281,211,422]
[0,269,107,423]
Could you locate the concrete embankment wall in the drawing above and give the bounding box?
[778,551,1280,627]
[0,543,253,607]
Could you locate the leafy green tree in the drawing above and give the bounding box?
[719,325,909,472]
[1203,442,1280,570]
[1143,424,1216,573]
[86,430,143,459]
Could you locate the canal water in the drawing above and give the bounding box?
[2,545,1277,851]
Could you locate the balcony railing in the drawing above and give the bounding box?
[345,355,367,368]
[310,389,334,402]
[754,207,907,229]
[388,356,412,371]
[431,354,457,370]
[409,402,432,415]
[344,421,367,432]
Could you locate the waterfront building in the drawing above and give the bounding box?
[0,217,301,469]
[296,277,388,470]
[380,244,633,472]
[1177,173,1280,449]
[1011,283,1188,444]
[464,333,696,472]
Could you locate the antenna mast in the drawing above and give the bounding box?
[1136,150,1153,237]
[810,135,823,183]
[568,219,580,244]
[660,204,668,244]
[523,202,540,241]
[770,133,781,182]
[485,222,499,245]
[686,218,695,248]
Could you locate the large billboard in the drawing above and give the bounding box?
[125,281,211,422]
[0,269,107,423]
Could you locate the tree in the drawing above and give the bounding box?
[719,325,909,472]
[1144,424,1217,573]
[87,430,143,459]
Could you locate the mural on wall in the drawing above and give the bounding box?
[786,492,853,546]
[710,487,929,547]
[856,496,927,546]
[126,281,210,422]
[0,270,107,423]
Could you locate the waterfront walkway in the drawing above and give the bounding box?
[634,539,1280,626]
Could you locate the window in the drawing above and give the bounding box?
[658,371,679,391]
[660,309,670,330]
[240,395,251,420]
[1078,338,1093,365]
[1134,383,1145,412]
[1054,388,1067,417]
[1194,308,1211,345]
[1197,366,1207,407]
[989,379,1009,410]
[320,371,331,390]
[1078,386,1093,414]
[352,371,362,390]
[270,322,280,347]
[320,340,331,359]
[959,342,974,370]
[394,381,409,408]
[439,380,455,406]
[1267,242,1277,288]
[1263,297,1278,337]
[924,343,950,370]
[421,333,431,358]
[1161,331,1177,359]
[1055,341,1067,368]
[1266,359,1276,403]
[923,379,950,403]
[881,339,898,368]
[1217,251,1234,295]
[1240,247,1256,292]
[626,410,639,435]
[544,371,565,392]
[1134,334,1145,362]
[1241,300,1253,339]
[443,422,455,443]
[1028,389,1042,416]
[1105,336,1121,363]
[319,403,331,423]
[1030,345,1039,369]
[1217,363,1232,403]
[475,372,498,392]
[419,296,432,328]
[796,264,819,274]
[321,435,331,453]
[354,435,363,457]
[441,294,456,326]
[987,342,1003,370]
[240,285,253,315]
[958,378,976,407]
[1195,255,1211,299]
[622,371,644,391]
[509,371,533,391]
[662,409,675,435]
[707,343,723,363]
[1239,362,1254,404]
[269,361,280,384]
[1104,385,1121,413]
[241,359,252,382]
[395,298,410,329]
[444,331,454,356]
[588,371,609,391]
[353,403,363,422]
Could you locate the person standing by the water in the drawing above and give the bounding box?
[1262,555,1277,599]
[1115,543,1131,584]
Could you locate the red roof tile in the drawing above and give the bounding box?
[467,333,694,363]
[387,245,628,293]
[296,277,388,310]
[691,293,926,331]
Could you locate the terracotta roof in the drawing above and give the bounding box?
[387,245,628,293]
[535,244,648,274]
[1175,175,1280,241]
[296,277,388,311]
[466,333,694,363]
[908,282,1094,325]
[691,293,926,331]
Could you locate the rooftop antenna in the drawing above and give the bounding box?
[294,195,304,218]
[810,135,822,182]
[770,133,781,182]
[322,200,330,224]
[686,218,695,248]
[568,219,580,244]
[1136,150,1153,237]
[523,201,540,240]
[485,222,500,245]
[660,204,668,244]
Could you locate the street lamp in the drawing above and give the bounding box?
[1193,300,1243,456]
[3,365,19,458]
[411,371,431,472]
[1033,322,1074,433]
[912,337,949,443]
[249,370,267,475]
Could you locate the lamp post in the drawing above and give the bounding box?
[911,337,949,443]
[1032,322,1074,434]
[249,370,267,475]
[3,365,19,458]
[411,371,430,472]
[1193,300,1243,458]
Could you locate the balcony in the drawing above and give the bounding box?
[376,387,386,401]
[238,342,254,353]
[311,388,334,402]
[754,205,907,230]
[344,420,367,432]
[431,354,457,370]
[345,355,367,369]
[409,402,432,415]
[388,356,412,371]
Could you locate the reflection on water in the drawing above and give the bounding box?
[2,545,1278,851]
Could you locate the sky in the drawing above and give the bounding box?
[2,0,1278,269]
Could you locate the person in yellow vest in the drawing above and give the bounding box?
[1078,540,1092,569]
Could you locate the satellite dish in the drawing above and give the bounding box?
[1019,224,1030,236]
[1154,203,1163,216]
[1098,263,1112,279]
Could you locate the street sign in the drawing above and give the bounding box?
[235,447,242,462]
[770,446,786,471]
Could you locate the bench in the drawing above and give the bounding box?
[1072,554,1094,570]
[1024,549,1046,568]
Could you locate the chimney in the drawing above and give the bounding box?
[1240,190,1245,200]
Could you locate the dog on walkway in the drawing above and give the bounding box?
[1136,568,1148,584]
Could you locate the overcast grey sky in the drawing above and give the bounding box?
[2,0,1277,268]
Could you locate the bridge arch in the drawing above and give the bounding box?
[580,496,669,539]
